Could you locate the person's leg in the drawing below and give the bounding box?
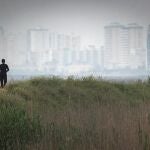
[4,75,7,87]
[1,77,4,88]
[0,75,2,88]
[0,80,3,88]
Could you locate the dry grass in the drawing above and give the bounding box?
[1,76,150,149]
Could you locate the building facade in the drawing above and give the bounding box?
[27,28,51,71]
[104,23,146,70]
[104,23,129,69]
[147,25,150,70]
[0,27,6,58]
[128,23,146,69]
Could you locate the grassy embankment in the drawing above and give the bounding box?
[1,77,150,149]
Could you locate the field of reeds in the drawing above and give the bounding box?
[1,76,150,150]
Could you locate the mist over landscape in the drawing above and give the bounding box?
[2,1,150,149]
[0,0,150,80]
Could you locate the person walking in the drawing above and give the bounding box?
[0,59,9,88]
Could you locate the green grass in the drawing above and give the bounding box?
[1,76,150,149]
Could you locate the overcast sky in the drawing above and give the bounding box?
[0,0,150,47]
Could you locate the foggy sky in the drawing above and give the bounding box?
[0,0,150,47]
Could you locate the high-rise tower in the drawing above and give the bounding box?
[104,23,145,70]
[147,25,150,70]
[27,27,50,70]
[104,23,129,69]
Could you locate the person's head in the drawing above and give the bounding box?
[2,59,5,64]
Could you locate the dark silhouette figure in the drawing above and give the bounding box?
[0,59,9,88]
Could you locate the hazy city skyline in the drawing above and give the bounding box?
[0,23,148,72]
[0,0,150,47]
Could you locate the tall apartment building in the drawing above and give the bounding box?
[27,28,51,70]
[49,32,81,65]
[128,23,145,69]
[104,23,129,69]
[104,23,145,70]
[0,26,6,58]
[6,33,27,68]
[49,32,81,51]
[147,25,150,70]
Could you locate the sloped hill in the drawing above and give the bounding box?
[1,77,150,150]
